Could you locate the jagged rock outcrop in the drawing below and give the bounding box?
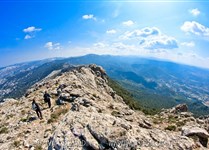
[0,65,208,150]
[182,126,209,147]
[169,104,188,114]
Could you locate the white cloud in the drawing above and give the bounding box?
[181,41,195,47]
[82,14,96,21]
[24,35,32,39]
[93,42,107,48]
[120,27,178,50]
[23,26,42,33]
[120,27,160,40]
[142,35,178,50]
[189,8,200,17]
[122,20,134,26]
[181,21,209,36]
[112,42,135,51]
[44,42,61,50]
[106,29,117,34]
[45,42,53,50]
[23,26,42,40]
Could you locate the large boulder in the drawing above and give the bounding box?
[182,126,209,147]
[170,104,188,114]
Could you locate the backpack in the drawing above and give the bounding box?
[44,94,50,102]
[32,103,37,110]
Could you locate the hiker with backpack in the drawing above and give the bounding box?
[32,99,43,119]
[44,91,51,108]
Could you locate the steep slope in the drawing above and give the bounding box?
[0,65,208,150]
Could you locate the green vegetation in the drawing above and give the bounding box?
[47,106,69,124]
[13,140,21,147]
[112,79,209,117]
[34,145,43,150]
[20,118,28,122]
[6,114,15,119]
[119,80,176,111]
[176,120,186,127]
[111,111,121,117]
[0,126,9,134]
[165,125,176,131]
[168,115,177,123]
[152,117,164,124]
[107,78,157,115]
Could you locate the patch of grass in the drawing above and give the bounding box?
[111,111,120,117]
[34,145,42,150]
[0,126,9,134]
[13,140,21,147]
[168,115,177,123]
[47,118,54,124]
[165,125,176,131]
[176,121,186,127]
[20,118,28,122]
[40,120,45,124]
[153,117,164,124]
[6,114,15,119]
[119,130,127,136]
[47,106,69,124]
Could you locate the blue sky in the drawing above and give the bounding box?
[1,1,209,68]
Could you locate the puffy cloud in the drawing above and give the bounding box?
[106,29,117,34]
[44,42,61,50]
[120,27,160,40]
[82,14,96,20]
[24,35,32,40]
[23,26,42,40]
[181,41,195,47]
[142,35,178,50]
[120,27,178,50]
[181,21,209,36]
[45,42,53,50]
[122,20,134,26]
[189,8,200,17]
[23,26,42,33]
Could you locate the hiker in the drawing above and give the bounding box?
[44,91,51,108]
[32,100,43,119]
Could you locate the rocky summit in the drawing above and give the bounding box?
[0,64,209,150]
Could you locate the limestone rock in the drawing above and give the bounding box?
[0,65,207,150]
[182,126,209,147]
[170,104,188,114]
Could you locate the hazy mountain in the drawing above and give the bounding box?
[0,59,66,101]
[1,54,209,116]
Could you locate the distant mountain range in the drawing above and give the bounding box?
[1,54,209,116]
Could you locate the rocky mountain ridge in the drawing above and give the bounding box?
[0,64,208,150]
